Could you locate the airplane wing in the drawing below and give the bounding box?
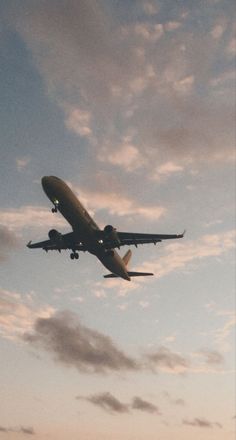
[117,231,185,247]
[95,229,185,249]
[27,232,86,252]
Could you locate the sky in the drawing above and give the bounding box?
[0,0,235,439]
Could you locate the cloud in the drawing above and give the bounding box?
[78,392,129,414]
[0,225,19,262]
[78,392,160,414]
[164,21,182,32]
[0,206,67,232]
[210,24,225,40]
[226,37,236,56]
[24,311,139,374]
[0,288,54,341]
[198,349,224,365]
[64,106,92,138]
[146,346,189,374]
[98,142,146,172]
[77,186,166,221]
[137,230,236,279]
[214,313,236,352]
[134,23,164,42]
[183,418,222,429]
[0,426,35,435]
[142,2,159,16]
[5,0,235,172]
[162,391,185,406]
[16,156,31,172]
[0,185,166,237]
[131,396,160,414]
[152,161,184,180]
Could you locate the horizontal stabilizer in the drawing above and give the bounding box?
[104,271,154,279]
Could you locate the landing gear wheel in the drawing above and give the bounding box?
[74,253,79,260]
[70,253,75,260]
[52,207,57,213]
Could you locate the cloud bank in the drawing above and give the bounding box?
[5,0,235,178]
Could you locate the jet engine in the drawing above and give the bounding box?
[104,225,121,246]
[48,229,62,244]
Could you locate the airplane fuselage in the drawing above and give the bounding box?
[41,176,131,280]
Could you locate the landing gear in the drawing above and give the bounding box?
[51,199,59,213]
[70,252,79,260]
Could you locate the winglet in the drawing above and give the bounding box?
[27,241,32,248]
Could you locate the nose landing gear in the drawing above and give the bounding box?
[52,199,59,213]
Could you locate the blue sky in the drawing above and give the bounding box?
[0,1,235,439]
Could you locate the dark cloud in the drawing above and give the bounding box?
[79,392,129,414]
[24,313,192,376]
[0,427,7,432]
[131,396,160,414]
[20,427,35,435]
[146,346,189,372]
[0,225,19,262]
[24,311,139,374]
[0,426,35,435]
[199,349,224,365]
[78,392,161,415]
[183,418,222,429]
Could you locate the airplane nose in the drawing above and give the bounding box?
[41,176,50,191]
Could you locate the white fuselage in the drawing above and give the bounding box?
[41,176,130,280]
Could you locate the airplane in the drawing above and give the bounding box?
[27,176,185,281]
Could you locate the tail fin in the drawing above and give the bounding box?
[122,249,132,266]
[104,271,153,279]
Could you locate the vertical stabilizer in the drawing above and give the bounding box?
[122,249,132,266]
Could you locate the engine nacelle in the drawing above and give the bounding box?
[104,225,120,246]
[48,229,62,244]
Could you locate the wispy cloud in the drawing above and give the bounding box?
[64,106,92,138]
[197,349,224,365]
[98,141,146,172]
[137,230,236,279]
[0,206,67,232]
[0,426,35,435]
[215,313,236,352]
[162,391,185,406]
[6,0,235,174]
[78,392,160,414]
[131,396,160,414]
[0,225,19,262]
[145,346,189,374]
[151,161,184,181]
[77,187,166,221]
[16,156,31,172]
[78,392,129,414]
[183,418,222,429]
[0,288,54,341]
